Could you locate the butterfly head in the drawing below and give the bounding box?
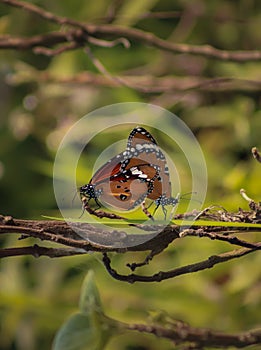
[79,183,102,204]
[80,183,93,197]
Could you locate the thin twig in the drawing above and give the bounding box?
[84,47,153,92]
[240,189,254,203]
[252,147,261,163]
[181,228,260,249]
[33,41,82,56]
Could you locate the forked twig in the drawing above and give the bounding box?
[102,244,260,283]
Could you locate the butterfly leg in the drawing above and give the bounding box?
[154,194,180,220]
[153,195,168,220]
[152,201,160,216]
[94,198,101,210]
[141,200,154,221]
[152,200,167,220]
[162,205,168,220]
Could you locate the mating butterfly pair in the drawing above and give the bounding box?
[80,126,179,220]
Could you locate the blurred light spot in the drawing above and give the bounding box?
[46,130,63,151]
[46,119,74,151]
[9,112,33,140]
[23,94,38,111]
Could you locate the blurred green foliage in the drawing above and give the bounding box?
[0,0,260,349]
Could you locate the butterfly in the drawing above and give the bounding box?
[79,126,179,220]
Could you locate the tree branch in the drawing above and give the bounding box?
[1,0,261,62]
[0,30,85,50]
[8,66,261,95]
[125,321,261,348]
[0,245,86,258]
[0,199,260,281]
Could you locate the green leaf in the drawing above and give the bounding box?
[79,271,103,315]
[53,273,116,350]
[52,313,101,350]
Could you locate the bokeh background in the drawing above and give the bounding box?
[0,1,260,349]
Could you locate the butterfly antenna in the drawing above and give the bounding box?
[60,188,79,208]
[179,191,195,197]
[176,191,202,205]
[71,189,79,207]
